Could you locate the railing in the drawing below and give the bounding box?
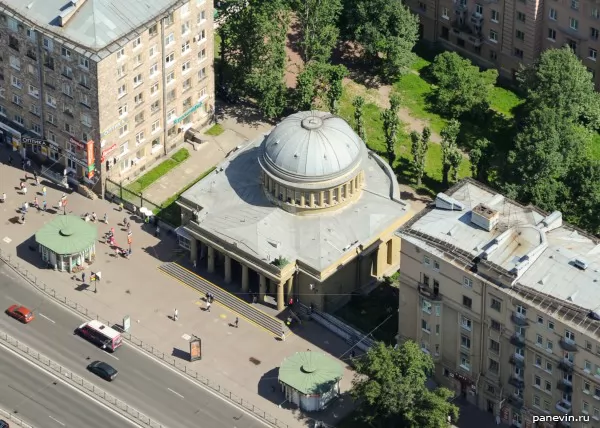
[0,407,34,428]
[0,330,162,427]
[0,248,290,428]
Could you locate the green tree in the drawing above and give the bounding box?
[295,66,317,111]
[326,65,348,115]
[293,0,343,64]
[440,120,461,188]
[353,96,367,143]
[351,341,458,428]
[564,157,600,235]
[410,127,430,186]
[341,0,419,81]
[381,94,402,165]
[430,52,498,119]
[468,138,490,182]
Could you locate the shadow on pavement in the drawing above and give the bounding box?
[172,347,190,361]
[15,236,49,270]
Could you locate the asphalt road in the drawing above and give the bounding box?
[0,262,267,428]
[0,345,135,428]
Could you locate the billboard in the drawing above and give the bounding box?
[189,338,202,361]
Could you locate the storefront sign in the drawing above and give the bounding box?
[449,372,475,387]
[66,151,87,168]
[100,119,126,139]
[100,143,117,162]
[22,136,60,151]
[69,136,84,150]
[189,338,202,361]
[86,140,95,166]
[174,102,203,124]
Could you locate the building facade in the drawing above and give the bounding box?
[408,0,600,84]
[397,179,600,428]
[176,111,412,313]
[0,0,214,195]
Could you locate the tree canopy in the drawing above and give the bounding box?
[382,94,402,165]
[430,52,498,119]
[293,0,343,64]
[351,341,458,428]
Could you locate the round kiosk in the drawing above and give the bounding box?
[278,351,343,412]
[35,215,98,272]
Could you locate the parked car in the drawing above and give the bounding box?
[0,419,9,428]
[5,305,35,324]
[87,361,118,381]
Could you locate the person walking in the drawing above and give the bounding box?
[35,175,40,186]
[206,301,211,312]
[19,181,24,191]
[22,186,27,195]
[193,259,197,269]
[81,272,86,283]
[234,317,239,328]
[1,192,5,203]
[7,155,12,165]
[119,202,124,212]
[42,186,47,197]
[103,213,108,224]
[34,196,38,208]
[33,171,37,183]
[20,214,25,224]
[155,225,160,237]
[42,200,47,211]
[174,308,178,321]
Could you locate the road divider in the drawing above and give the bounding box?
[0,329,164,428]
[0,406,34,428]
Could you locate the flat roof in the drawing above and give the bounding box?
[180,138,410,272]
[400,179,600,313]
[1,0,182,53]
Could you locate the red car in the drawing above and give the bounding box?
[5,305,35,324]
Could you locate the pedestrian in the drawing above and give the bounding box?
[22,186,27,195]
[91,212,97,222]
[193,259,197,269]
[1,192,5,203]
[81,272,86,283]
[155,225,160,237]
[19,181,24,190]
[20,214,25,224]
[26,159,31,169]
[235,317,239,328]
[33,171,37,182]
[7,155,12,165]
[103,213,108,224]
[119,202,124,211]
[174,308,178,321]
[42,186,47,197]
[34,196,38,208]
[206,301,211,312]
[42,200,46,211]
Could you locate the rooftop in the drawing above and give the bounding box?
[180,139,410,272]
[0,0,182,54]
[36,215,97,254]
[278,352,343,395]
[399,179,600,315]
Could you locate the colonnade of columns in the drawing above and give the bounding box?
[199,243,291,311]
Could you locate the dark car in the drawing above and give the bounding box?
[0,419,9,428]
[87,361,118,381]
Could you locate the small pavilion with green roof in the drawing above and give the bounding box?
[35,215,98,272]
[278,351,343,412]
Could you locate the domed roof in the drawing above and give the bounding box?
[260,111,364,183]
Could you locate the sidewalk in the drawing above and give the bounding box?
[140,107,273,204]
[0,149,354,427]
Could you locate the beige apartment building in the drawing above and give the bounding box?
[407,0,600,84]
[0,0,214,195]
[397,178,600,428]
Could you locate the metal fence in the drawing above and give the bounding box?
[0,407,34,428]
[0,248,290,428]
[0,330,161,427]
[105,178,163,215]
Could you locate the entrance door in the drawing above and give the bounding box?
[486,399,494,413]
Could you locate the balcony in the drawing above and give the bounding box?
[418,283,441,301]
[509,354,525,368]
[559,338,578,352]
[557,379,573,393]
[454,1,468,13]
[555,400,572,414]
[558,358,574,373]
[507,395,524,409]
[510,312,530,326]
[26,49,37,61]
[510,334,525,348]
[470,12,483,26]
[508,375,524,389]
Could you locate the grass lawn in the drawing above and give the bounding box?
[394,73,447,135]
[205,123,225,136]
[126,148,190,194]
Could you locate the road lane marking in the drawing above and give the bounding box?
[167,388,184,399]
[104,351,119,360]
[39,313,56,324]
[49,415,65,426]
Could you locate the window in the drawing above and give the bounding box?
[14,114,24,125]
[81,113,91,127]
[79,56,89,69]
[119,141,129,155]
[461,335,471,349]
[135,131,145,144]
[43,38,53,51]
[545,380,552,392]
[118,84,127,98]
[584,381,591,394]
[198,9,207,24]
[198,67,207,81]
[165,33,175,46]
[491,9,499,22]
[182,61,191,73]
[27,85,40,98]
[590,49,598,61]
[435,324,440,334]
[515,326,525,337]
[31,123,41,135]
[134,112,144,124]
[545,361,552,372]
[572,0,579,9]
[181,21,191,35]
[515,347,525,358]
[535,354,542,367]
[167,109,176,122]
[461,315,472,331]
[64,122,73,133]
[549,8,557,20]
[132,37,141,49]
[196,29,206,43]
[547,340,554,352]
[63,103,74,117]
[47,112,56,124]
[517,11,526,22]
[536,334,543,346]
[119,124,129,136]
[151,82,159,95]
[442,7,449,18]
[516,305,527,317]
[489,30,498,42]
[182,40,191,54]
[534,375,541,387]
[474,3,482,15]
[422,300,432,314]
[198,48,206,61]
[585,360,592,373]
[117,48,126,60]
[166,52,175,66]
[491,319,501,331]
[61,47,71,59]
[593,7,600,18]
[10,75,22,90]
[134,93,144,105]
[463,296,472,309]
[149,24,158,37]
[571,18,579,31]
[167,71,175,84]
[168,126,177,137]
[489,359,499,373]
[421,319,430,333]
[149,45,157,58]
[152,120,160,133]
[423,255,431,265]
[9,55,21,71]
[152,137,161,150]
[62,83,73,97]
[548,321,555,330]
[548,28,556,41]
[434,304,440,316]
[30,104,40,116]
[149,63,158,77]
[117,65,127,78]
[490,297,501,311]
[490,339,500,353]
[586,341,593,351]
[516,30,525,41]
[183,77,192,91]
[460,354,471,371]
[62,65,73,79]
[134,54,142,66]
[583,401,590,414]
[12,94,22,105]
[119,104,128,117]
[134,73,143,86]
[80,73,90,88]
[151,100,160,112]
[167,89,176,103]
[433,260,440,270]
[565,330,575,342]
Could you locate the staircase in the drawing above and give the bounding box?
[159,262,287,337]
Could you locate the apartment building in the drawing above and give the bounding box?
[0,0,214,195]
[407,0,600,85]
[396,178,600,428]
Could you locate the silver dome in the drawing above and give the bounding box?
[261,111,364,183]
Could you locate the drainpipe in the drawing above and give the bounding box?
[160,17,168,156]
[477,279,488,406]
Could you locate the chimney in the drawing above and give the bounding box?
[59,0,88,27]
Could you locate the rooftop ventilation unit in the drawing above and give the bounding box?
[471,203,499,232]
[573,258,589,270]
[540,211,562,231]
[435,193,464,211]
[58,0,88,27]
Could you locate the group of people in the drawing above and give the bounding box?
[82,212,107,223]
